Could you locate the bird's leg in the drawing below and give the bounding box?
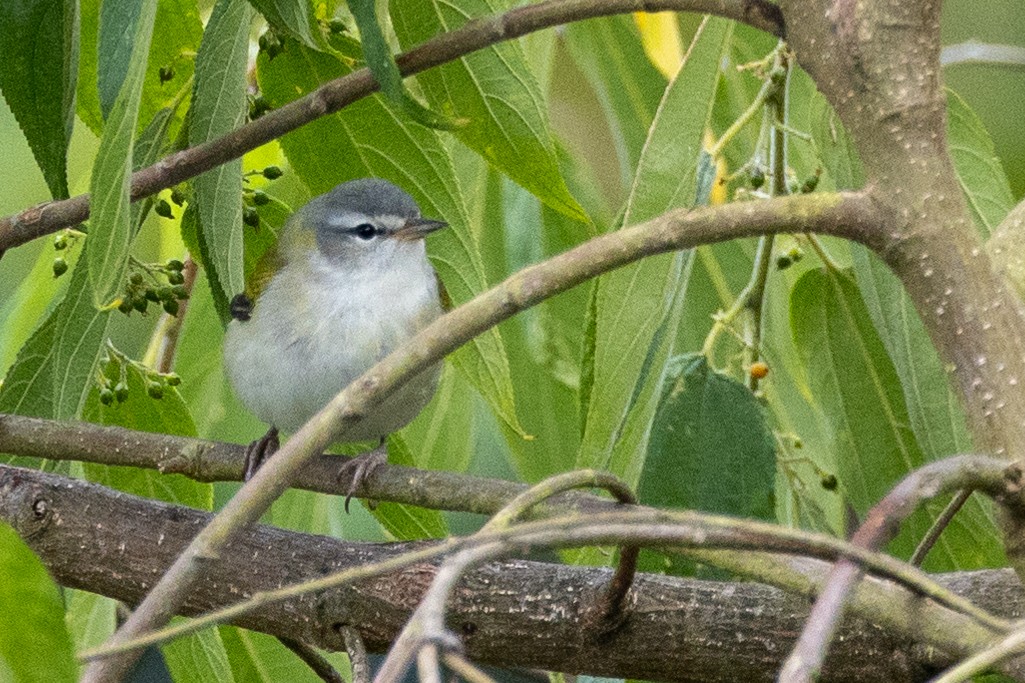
[243,426,280,481]
[337,438,388,513]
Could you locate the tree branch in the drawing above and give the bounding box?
[0,0,783,253]
[3,464,1020,682]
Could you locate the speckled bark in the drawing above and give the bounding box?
[4,465,1024,682]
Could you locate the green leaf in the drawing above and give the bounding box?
[577,18,733,485]
[947,88,1015,239]
[78,0,202,136]
[562,15,667,192]
[0,0,77,199]
[161,619,236,683]
[390,0,587,222]
[97,0,145,117]
[248,0,329,51]
[221,626,350,682]
[809,90,865,191]
[85,0,158,307]
[191,0,256,307]
[257,36,527,438]
[790,268,1002,569]
[0,256,111,425]
[640,354,776,516]
[346,0,460,130]
[0,523,78,683]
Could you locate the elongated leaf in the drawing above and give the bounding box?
[390,0,586,222]
[78,0,202,136]
[347,0,457,129]
[563,16,667,191]
[0,523,78,683]
[948,89,1014,238]
[220,626,350,682]
[162,619,236,683]
[0,257,111,425]
[0,0,77,199]
[85,0,158,306]
[577,18,733,484]
[790,269,1003,569]
[191,0,256,308]
[256,36,527,438]
[248,0,329,51]
[97,0,145,117]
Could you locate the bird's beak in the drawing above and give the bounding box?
[394,217,448,241]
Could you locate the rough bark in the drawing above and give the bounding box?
[2,464,1022,683]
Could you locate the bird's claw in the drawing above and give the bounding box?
[243,427,280,481]
[338,442,388,513]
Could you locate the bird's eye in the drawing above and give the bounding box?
[353,223,377,240]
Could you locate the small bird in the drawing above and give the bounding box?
[222,178,447,503]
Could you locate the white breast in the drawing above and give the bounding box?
[223,248,443,438]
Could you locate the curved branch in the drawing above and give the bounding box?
[0,0,784,253]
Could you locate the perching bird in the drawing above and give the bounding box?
[222,178,447,503]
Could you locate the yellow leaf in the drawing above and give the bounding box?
[633,12,684,79]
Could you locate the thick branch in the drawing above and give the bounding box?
[0,0,783,252]
[1,464,1018,683]
[0,416,1015,671]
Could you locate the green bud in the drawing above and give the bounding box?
[249,96,271,120]
[99,388,115,406]
[53,233,68,250]
[821,474,838,491]
[155,199,174,219]
[801,173,820,194]
[167,270,185,285]
[775,255,793,270]
[114,382,129,403]
[171,285,190,299]
[118,299,134,315]
[130,271,144,285]
[170,188,186,206]
[166,259,185,272]
[749,166,765,189]
[163,299,180,316]
[158,65,175,84]
[52,257,68,277]
[156,286,175,302]
[262,165,283,180]
[243,206,260,228]
[164,373,182,387]
[788,246,804,263]
[251,190,270,206]
[145,288,161,303]
[328,18,347,33]
[147,382,164,400]
[133,296,149,314]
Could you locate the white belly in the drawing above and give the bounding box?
[223,254,443,438]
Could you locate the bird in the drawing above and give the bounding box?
[222,178,447,506]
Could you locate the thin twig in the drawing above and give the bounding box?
[279,637,346,683]
[910,488,974,567]
[930,626,1025,683]
[442,653,499,683]
[0,0,784,253]
[338,625,371,683]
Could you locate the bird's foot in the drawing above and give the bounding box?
[337,441,388,513]
[243,426,280,481]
